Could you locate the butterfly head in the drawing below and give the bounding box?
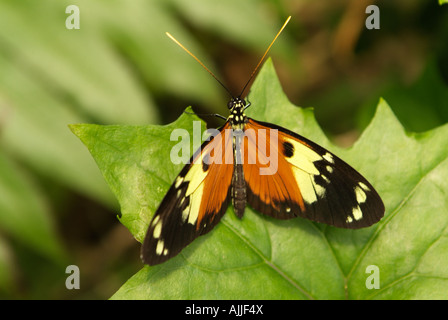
[227,97,248,127]
[227,97,246,110]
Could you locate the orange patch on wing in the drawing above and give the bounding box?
[195,123,234,229]
[243,120,306,213]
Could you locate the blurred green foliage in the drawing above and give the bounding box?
[0,0,447,299]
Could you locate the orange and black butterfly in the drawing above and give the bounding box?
[141,17,384,266]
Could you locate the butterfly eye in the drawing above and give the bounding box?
[227,100,234,109]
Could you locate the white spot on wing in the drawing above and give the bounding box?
[151,215,160,227]
[153,220,162,239]
[182,205,189,222]
[352,206,363,221]
[355,185,367,204]
[358,182,371,192]
[174,177,183,188]
[178,196,185,207]
[323,152,334,164]
[321,174,330,184]
[156,240,165,255]
[314,181,326,198]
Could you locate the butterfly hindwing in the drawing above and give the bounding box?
[141,123,234,265]
[243,119,384,229]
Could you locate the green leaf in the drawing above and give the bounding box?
[72,59,448,299]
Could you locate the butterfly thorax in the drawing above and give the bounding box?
[227,97,248,130]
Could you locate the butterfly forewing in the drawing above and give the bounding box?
[141,123,234,265]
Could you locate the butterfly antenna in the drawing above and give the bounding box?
[166,32,234,98]
[238,16,291,98]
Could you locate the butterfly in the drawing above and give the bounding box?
[141,16,384,266]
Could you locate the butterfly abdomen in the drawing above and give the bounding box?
[232,163,246,218]
[232,128,247,218]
